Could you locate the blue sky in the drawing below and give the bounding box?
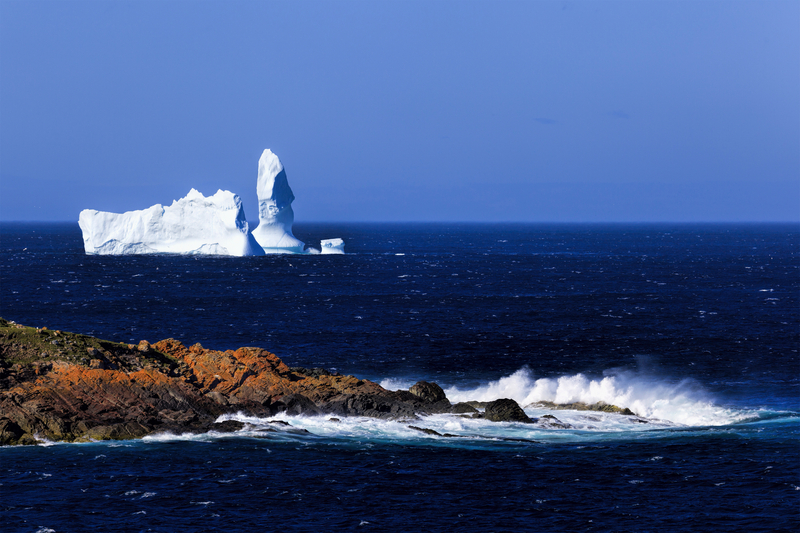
[1,0,798,222]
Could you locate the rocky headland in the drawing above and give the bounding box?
[0,318,634,445]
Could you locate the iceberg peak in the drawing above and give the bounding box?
[77,149,345,256]
[251,149,305,253]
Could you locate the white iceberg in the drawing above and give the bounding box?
[78,149,345,256]
[78,189,264,256]
[320,238,345,254]
[251,149,307,254]
[250,149,345,255]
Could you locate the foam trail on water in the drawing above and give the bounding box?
[443,367,754,427]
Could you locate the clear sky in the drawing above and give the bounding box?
[1,0,798,222]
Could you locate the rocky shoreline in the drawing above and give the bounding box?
[0,318,634,445]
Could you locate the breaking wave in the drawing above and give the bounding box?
[439,367,754,427]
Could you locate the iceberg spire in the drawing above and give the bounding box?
[251,149,306,253]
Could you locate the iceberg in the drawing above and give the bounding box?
[320,238,345,254]
[78,149,345,256]
[78,189,265,256]
[250,149,306,254]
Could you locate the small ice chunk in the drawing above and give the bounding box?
[320,238,345,254]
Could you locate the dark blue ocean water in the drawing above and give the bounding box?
[1,223,798,532]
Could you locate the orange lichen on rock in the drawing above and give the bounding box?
[0,318,452,446]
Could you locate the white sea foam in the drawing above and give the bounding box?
[443,367,753,427]
[379,377,416,391]
[140,368,763,449]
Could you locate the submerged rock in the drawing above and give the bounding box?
[408,425,443,436]
[536,414,571,429]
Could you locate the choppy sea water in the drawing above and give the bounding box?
[1,222,798,532]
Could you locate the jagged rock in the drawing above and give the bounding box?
[0,318,479,445]
[290,367,334,378]
[483,399,533,423]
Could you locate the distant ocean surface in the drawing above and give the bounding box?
[1,222,798,532]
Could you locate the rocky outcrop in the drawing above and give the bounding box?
[1,318,629,446]
[483,399,533,423]
[409,381,446,403]
[531,401,635,416]
[0,318,455,445]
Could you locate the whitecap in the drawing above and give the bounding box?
[443,367,756,427]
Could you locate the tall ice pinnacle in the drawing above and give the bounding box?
[251,149,306,253]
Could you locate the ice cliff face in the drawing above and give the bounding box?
[251,149,306,253]
[78,189,264,256]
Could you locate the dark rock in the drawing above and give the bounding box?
[409,381,447,403]
[83,421,152,441]
[451,402,478,414]
[320,393,419,420]
[533,401,635,416]
[536,414,570,429]
[483,399,533,423]
[0,418,24,445]
[209,420,245,433]
[290,367,334,378]
[273,394,321,416]
[408,425,443,436]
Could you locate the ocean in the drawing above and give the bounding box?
[1,222,798,532]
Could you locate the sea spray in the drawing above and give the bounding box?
[441,367,754,427]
